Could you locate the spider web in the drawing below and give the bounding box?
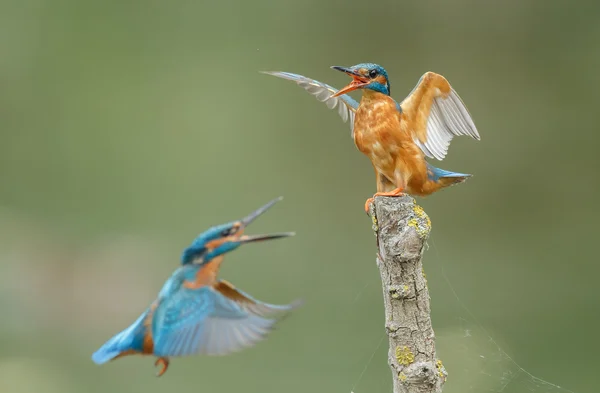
[436,264,575,393]
[349,243,577,393]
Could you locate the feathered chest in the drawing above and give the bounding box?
[353,93,403,157]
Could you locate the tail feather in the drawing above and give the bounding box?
[426,162,471,188]
[91,347,123,365]
[91,310,149,365]
[91,329,136,364]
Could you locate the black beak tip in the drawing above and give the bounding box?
[331,66,358,77]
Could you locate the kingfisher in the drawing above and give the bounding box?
[91,197,300,377]
[263,64,480,212]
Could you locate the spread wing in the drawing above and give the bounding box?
[401,72,480,161]
[262,71,359,137]
[152,286,293,357]
[214,280,302,317]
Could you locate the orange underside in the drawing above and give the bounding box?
[112,303,156,360]
[353,85,463,198]
[113,349,141,359]
[112,302,170,376]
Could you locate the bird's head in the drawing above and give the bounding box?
[330,63,390,97]
[181,197,294,265]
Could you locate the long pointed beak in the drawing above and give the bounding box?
[241,197,283,227]
[331,66,363,77]
[237,197,294,244]
[239,232,295,244]
[330,66,370,97]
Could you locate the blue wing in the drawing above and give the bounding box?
[262,71,359,137]
[152,286,292,357]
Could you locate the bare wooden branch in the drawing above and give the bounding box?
[369,195,447,393]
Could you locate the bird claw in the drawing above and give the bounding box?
[364,198,375,214]
[365,188,405,214]
[155,357,169,377]
[373,188,405,198]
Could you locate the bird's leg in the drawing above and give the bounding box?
[365,171,400,213]
[371,166,407,199]
[155,357,170,377]
[364,187,406,212]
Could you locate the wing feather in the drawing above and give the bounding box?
[214,280,302,317]
[262,71,358,137]
[194,291,278,356]
[401,72,480,160]
[152,285,298,358]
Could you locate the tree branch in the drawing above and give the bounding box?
[369,195,447,393]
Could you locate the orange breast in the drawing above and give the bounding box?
[354,93,404,173]
[183,255,224,289]
[355,94,399,151]
[353,91,428,191]
[197,256,223,285]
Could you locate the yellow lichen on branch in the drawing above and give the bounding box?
[395,346,415,366]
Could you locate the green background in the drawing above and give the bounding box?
[0,1,597,392]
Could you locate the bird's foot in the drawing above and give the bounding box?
[374,187,405,198]
[364,188,405,213]
[364,198,375,214]
[155,357,170,377]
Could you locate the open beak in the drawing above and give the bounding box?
[330,66,370,97]
[238,197,295,244]
[239,232,295,244]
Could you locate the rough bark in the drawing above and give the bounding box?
[369,195,447,393]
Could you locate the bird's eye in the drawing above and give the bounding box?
[221,225,240,237]
[369,69,378,78]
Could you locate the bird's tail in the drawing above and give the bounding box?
[425,162,472,190]
[91,310,149,365]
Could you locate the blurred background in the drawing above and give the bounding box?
[1,1,598,392]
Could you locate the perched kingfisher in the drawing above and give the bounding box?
[263,64,480,212]
[92,197,300,377]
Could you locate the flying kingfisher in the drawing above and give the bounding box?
[91,197,300,376]
[263,64,480,212]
